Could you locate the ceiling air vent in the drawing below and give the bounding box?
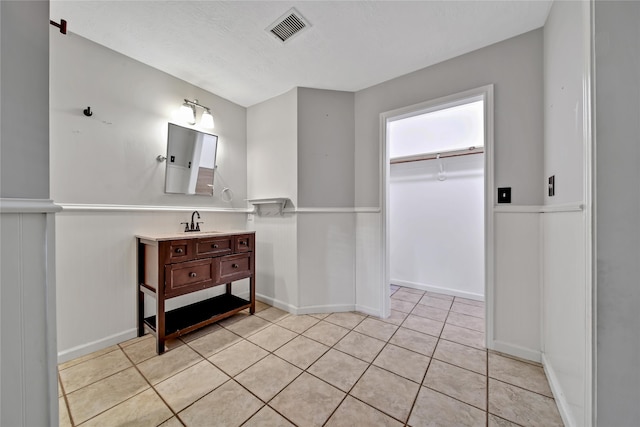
[267,8,310,43]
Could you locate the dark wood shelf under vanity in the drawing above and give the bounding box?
[137,231,255,354]
[143,293,250,337]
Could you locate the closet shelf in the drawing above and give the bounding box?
[390,146,484,164]
[246,198,291,216]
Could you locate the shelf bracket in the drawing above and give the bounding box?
[246,198,291,216]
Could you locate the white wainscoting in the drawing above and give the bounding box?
[542,210,588,427]
[249,213,299,312]
[1,200,60,426]
[355,212,385,317]
[492,210,542,361]
[298,213,356,309]
[55,207,248,362]
[253,209,372,316]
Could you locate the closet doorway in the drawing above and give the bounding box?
[380,85,494,345]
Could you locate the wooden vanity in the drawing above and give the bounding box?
[136,231,255,354]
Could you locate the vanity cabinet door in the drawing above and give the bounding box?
[165,258,215,298]
[233,234,254,253]
[195,237,232,258]
[217,253,252,283]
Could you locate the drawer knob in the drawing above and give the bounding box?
[175,248,184,254]
[232,263,239,269]
[189,272,197,278]
[240,241,247,246]
[212,244,218,248]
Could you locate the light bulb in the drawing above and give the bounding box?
[179,102,196,124]
[201,109,215,129]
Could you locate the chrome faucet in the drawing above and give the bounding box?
[181,211,203,232]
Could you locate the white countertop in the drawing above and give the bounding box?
[136,230,253,242]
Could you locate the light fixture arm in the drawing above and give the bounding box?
[180,99,215,128]
[184,99,208,110]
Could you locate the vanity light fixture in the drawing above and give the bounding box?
[178,99,215,129]
[201,108,215,129]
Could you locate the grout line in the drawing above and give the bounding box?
[59,286,500,426]
[121,344,179,425]
[58,371,76,427]
[489,377,557,401]
[486,340,490,426]
[58,346,123,372]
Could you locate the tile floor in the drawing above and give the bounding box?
[58,286,563,426]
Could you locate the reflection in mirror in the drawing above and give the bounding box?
[165,123,218,196]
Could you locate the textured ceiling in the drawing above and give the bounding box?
[50,1,552,107]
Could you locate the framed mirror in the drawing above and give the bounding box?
[165,123,218,195]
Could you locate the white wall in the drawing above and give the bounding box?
[0,1,58,425]
[50,32,250,360]
[390,155,484,299]
[55,210,247,361]
[297,213,356,311]
[247,88,359,314]
[354,29,545,357]
[247,89,298,206]
[541,2,591,426]
[594,2,640,425]
[542,210,587,426]
[492,211,541,360]
[247,90,299,310]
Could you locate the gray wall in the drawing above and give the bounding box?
[595,1,640,424]
[0,0,50,199]
[355,29,544,207]
[297,88,355,207]
[50,32,247,208]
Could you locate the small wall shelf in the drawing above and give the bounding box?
[247,198,291,216]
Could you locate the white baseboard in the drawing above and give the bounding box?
[255,293,358,316]
[491,340,541,363]
[541,353,575,427]
[58,296,371,363]
[295,304,355,315]
[255,293,299,313]
[391,279,484,301]
[355,304,383,318]
[58,328,138,364]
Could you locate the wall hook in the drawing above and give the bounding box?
[83,107,93,117]
[50,19,67,35]
[436,153,447,181]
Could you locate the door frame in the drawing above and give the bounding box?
[379,84,494,347]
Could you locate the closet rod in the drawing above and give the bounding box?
[390,147,484,165]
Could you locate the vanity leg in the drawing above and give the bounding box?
[156,294,166,355]
[249,275,255,314]
[226,283,232,295]
[136,239,145,337]
[137,290,145,337]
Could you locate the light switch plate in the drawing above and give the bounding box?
[497,187,511,203]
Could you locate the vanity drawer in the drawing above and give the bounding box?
[217,253,252,282]
[164,239,193,264]
[165,258,215,297]
[233,234,254,253]
[195,237,232,258]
